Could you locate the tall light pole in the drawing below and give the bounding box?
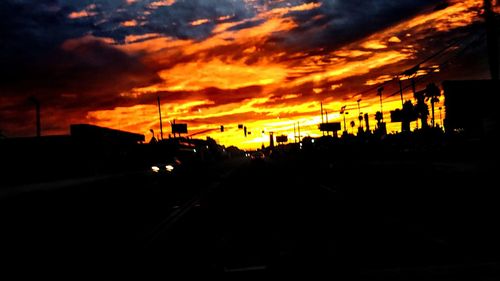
[377,87,384,122]
[320,102,324,123]
[297,122,301,143]
[320,102,324,136]
[293,123,297,143]
[439,106,443,128]
[341,106,348,134]
[157,96,163,140]
[485,0,499,80]
[357,99,362,128]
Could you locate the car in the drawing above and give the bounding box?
[250,151,265,162]
[150,157,182,175]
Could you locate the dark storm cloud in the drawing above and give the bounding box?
[0,0,446,73]
[227,19,266,32]
[1,36,161,100]
[86,0,258,42]
[0,0,256,69]
[0,36,162,136]
[0,1,89,73]
[281,0,444,51]
[0,1,159,127]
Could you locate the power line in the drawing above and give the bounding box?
[386,31,487,98]
[343,30,479,103]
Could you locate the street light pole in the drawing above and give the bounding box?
[439,106,443,128]
[294,123,297,143]
[398,78,404,107]
[377,87,384,122]
[297,122,301,143]
[343,112,348,133]
[357,99,362,128]
[157,96,164,140]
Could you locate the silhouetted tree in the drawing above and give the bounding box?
[401,100,416,132]
[414,90,429,129]
[425,83,441,127]
[375,111,383,127]
[149,129,157,144]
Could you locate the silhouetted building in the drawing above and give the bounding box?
[276,135,288,144]
[70,124,145,144]
[443,80,499,138]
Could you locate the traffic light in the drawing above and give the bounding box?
[238,124,243,129]
[220,125,224,132]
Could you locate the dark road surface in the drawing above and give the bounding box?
[1,154,499,279]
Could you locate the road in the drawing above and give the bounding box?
[1,153,499,279]
[138,155,500,279]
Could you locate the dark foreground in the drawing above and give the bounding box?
[1,150,499,279]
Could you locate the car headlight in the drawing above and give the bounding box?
[151,166,160,172]
[165,165,174,172]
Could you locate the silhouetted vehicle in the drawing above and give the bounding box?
[250,151,265,162]
[150,157,182,175]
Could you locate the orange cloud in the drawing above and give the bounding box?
[158,59,288,91]
[190,19,211,26]
[68,4,97,19]
[362,40,388,50]
[149,0,176,8]
[121,20,138,27]
[69,0,481,149]
[68,10,97,19]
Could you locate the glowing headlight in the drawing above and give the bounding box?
[165,165,174,172]
[151,166,160,172]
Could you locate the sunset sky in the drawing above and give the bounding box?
[0,0,494,149]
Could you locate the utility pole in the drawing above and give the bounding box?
[485,0,499,80]
[157,96,164,140]
[325,111,329,136]
[439,106,443,128]
[320,102,325,136]
[357,99,362,128]
[398,78,404,107]
[297,122,301,143]
[320,102,324,123]
[293,123,297,143]
[343,112,348,134]
[377,87,384,122]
